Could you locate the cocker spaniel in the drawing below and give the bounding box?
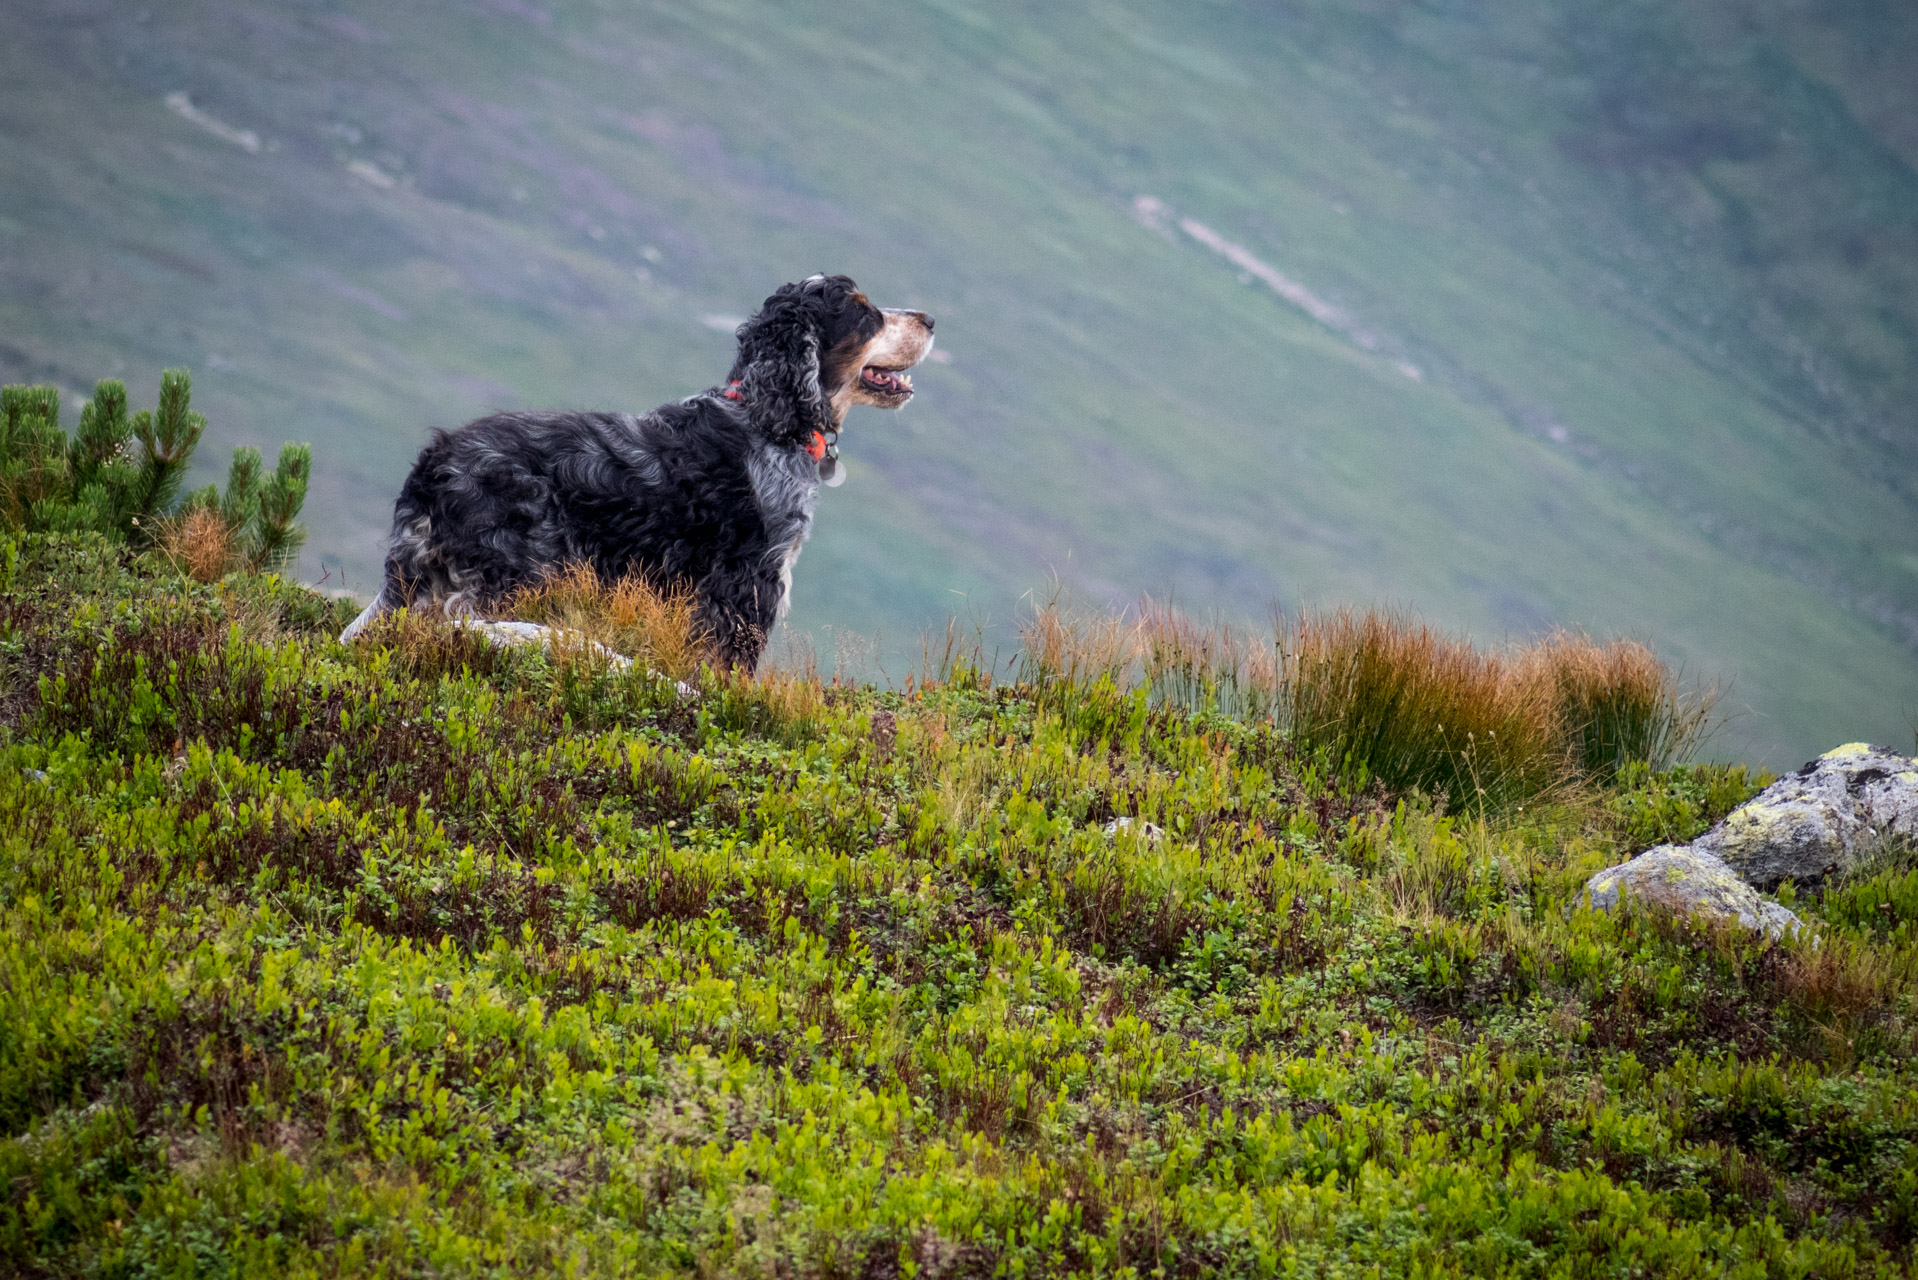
[341,274,934,668]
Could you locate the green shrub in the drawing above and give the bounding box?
[0,369,309,572]
[1608,760,1771,848]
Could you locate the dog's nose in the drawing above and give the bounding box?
[917,313,934,333]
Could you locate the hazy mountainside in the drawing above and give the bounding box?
[1,0,1915,763]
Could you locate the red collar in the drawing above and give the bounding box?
[722,381,829,460]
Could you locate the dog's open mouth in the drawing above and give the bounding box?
[860,366,913,398]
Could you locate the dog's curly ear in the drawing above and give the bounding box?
[731,281,830,444]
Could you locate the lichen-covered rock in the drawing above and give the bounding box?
[1584,844,1802,940]
[1693,742,1918,888]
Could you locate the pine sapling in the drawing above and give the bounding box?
[70,380,142,534]
[220,445,263,530]
[128,367,206,529]
[71,380,131,488]
[0,384,67,528]
[247,443,311,571]
[6,366,315,576]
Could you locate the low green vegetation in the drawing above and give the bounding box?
[3,532,1915,1277]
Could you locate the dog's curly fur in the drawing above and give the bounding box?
[342,275,933,668]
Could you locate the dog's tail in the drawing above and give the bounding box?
[339,587,389,644]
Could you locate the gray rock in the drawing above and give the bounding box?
[1584,844,1803,940]
[453,620,701,702]
[1693,742,1918,888]
[453,619,631,667]
[1103,817,1164,842]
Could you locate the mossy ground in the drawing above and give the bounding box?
[2,534,1915,1278]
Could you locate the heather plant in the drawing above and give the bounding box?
[3,533,1913,1277]
[1607,760,1771,849]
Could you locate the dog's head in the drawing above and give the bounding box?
[729,274,934,445]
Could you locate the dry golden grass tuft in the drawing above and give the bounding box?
[1526,628,1718,782]
[1018,595,1136,693]
[1138,598,1279,719]
[156,506,238,583]
[706,641,827,744]
[504,562,709,682]
[1008,596,1716,812]
[1282,605,1563,810]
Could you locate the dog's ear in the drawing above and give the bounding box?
[731,281,830,444]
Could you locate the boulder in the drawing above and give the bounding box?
[1693,743,1918,888]
[1584,844,1803,940]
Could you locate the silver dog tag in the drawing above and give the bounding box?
[820,456,846,487]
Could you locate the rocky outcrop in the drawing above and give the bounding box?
[1584,844,1802,940]
[1693,743,1918,888]
[1581,742,1917,939]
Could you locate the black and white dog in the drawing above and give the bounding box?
[342,275,934,668]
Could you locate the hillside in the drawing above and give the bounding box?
[4,536,1918,1276]
[2,1,1916,763]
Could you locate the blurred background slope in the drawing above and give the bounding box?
[1,0,1913,764]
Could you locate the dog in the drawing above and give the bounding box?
[340,274,934,668]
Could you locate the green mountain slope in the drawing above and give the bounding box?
[2,0,1915,763]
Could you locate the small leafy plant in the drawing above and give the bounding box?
[1607,759,1772,848]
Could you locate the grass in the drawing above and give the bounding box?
[1015,596,1713,814]
[504,561,711,684]
[9,534,1914,1275]
[153,507,238,584]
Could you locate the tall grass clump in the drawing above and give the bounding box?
[1010,596,1716,812]
[1528,628,1716,781]
[1016,594,1136,696]
[1280,606,1562,810]
[1137,597,1280,720]
[504,561,709,681]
